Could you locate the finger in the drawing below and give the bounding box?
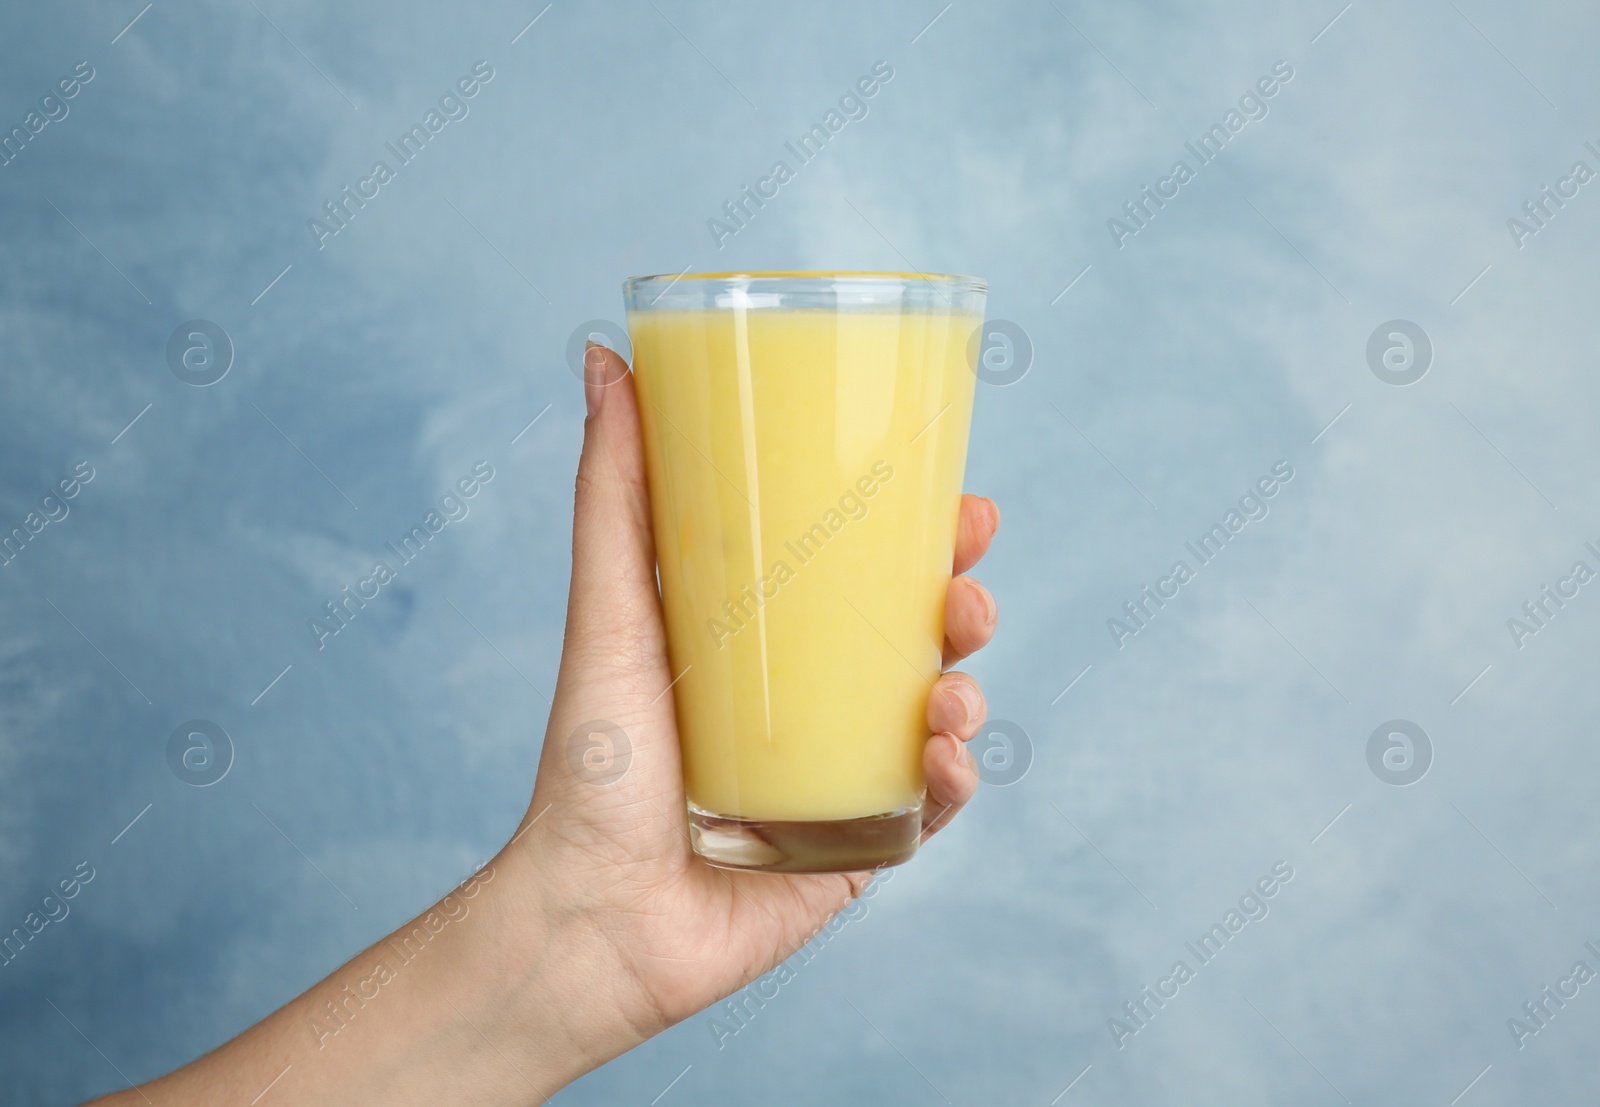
[920,732,978,841]
[942,574,997,667]
[530,343,685,847]
[552,344,670,708]
[953,494,999,576]
[927,671,986,741]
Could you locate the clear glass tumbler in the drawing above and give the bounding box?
[623,272,986,873]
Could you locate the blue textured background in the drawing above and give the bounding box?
[3,1,1598,1103]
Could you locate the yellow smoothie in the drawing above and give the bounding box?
[628,305,980,822]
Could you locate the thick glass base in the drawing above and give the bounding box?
[688,801,921,874]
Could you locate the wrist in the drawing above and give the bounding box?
[481,827,664,1085]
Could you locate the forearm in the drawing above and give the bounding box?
[91,839,640,1106]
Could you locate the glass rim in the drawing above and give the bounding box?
[623,270,987,293]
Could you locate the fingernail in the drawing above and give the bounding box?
[977,581,997,627]
[946,682,981,725]
[957,736,975,769]
[583,342,606,418]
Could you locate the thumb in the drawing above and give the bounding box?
[556,342,668,697]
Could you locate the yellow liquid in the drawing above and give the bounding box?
[629,307,980,822]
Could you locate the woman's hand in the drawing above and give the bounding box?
[92,343,999,1106]
[498,344,1002,1075]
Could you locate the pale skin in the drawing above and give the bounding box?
[90,344,1000,1104]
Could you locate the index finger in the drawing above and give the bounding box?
[954,494,999,576]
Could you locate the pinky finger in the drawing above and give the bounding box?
[920,731,979,843]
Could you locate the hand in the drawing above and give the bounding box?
[504,344,1002,1070]
[90,343,1000,1106]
